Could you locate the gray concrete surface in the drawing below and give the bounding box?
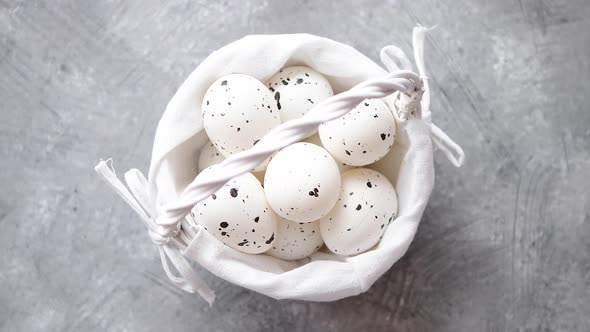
[1,0,589,331]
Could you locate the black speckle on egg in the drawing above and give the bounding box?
[347,228,352,231]
[364,102,369,106]
[254,216,259,223]
[230,188,238,197]
[274,91,281,110]
[380,133,386,140]
[212,194,217,200]
[356,204,362,211]
[237,239,248,246]
[307,98,314,104]
[265,233,275,244]
[253,139,260,146]
[237,127,240,132]
[206,100,209,105]
[221,80,227,86]
[367,181,372,188]
[220,221,229,228]
[307,187,319,197]
[345,150,351,156]
[281,79,288,85]
[296,78,304,84]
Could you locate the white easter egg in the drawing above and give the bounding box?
[266,66,333,124]
[319,98,396,166]
[264,142,341,223]
[191,167,278,254]
[266,217,324,260]
[198,141,225,172]
[304,133,354,174]
[320,168,398,256]
[202,74,280,171]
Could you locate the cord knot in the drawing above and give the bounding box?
[394,84,425,121]
[148,223,181,245]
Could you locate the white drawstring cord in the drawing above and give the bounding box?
[412,25,434,118]
[429,124,465,167]
[380,45,413,73]
[94,159,216,305]
[381,26,465,167]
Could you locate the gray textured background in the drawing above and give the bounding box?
[1,0,589,331]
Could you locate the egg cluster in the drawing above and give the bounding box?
[192,67,399,260]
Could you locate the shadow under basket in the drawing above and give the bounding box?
[95,27,464,305]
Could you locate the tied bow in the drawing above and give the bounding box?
[94,159,215,305]
[381,26,465,167]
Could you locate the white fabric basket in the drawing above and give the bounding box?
[96,27,464,305]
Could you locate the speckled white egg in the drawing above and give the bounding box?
[198,141,225,172]
[266,217,324,260]
[319,98,396,166]
[264,142,341,223]
[304,134,354,174]
[191,167,278,254]
[266,66,333,124]
[202,74,281,171]
[320,168,398,256]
